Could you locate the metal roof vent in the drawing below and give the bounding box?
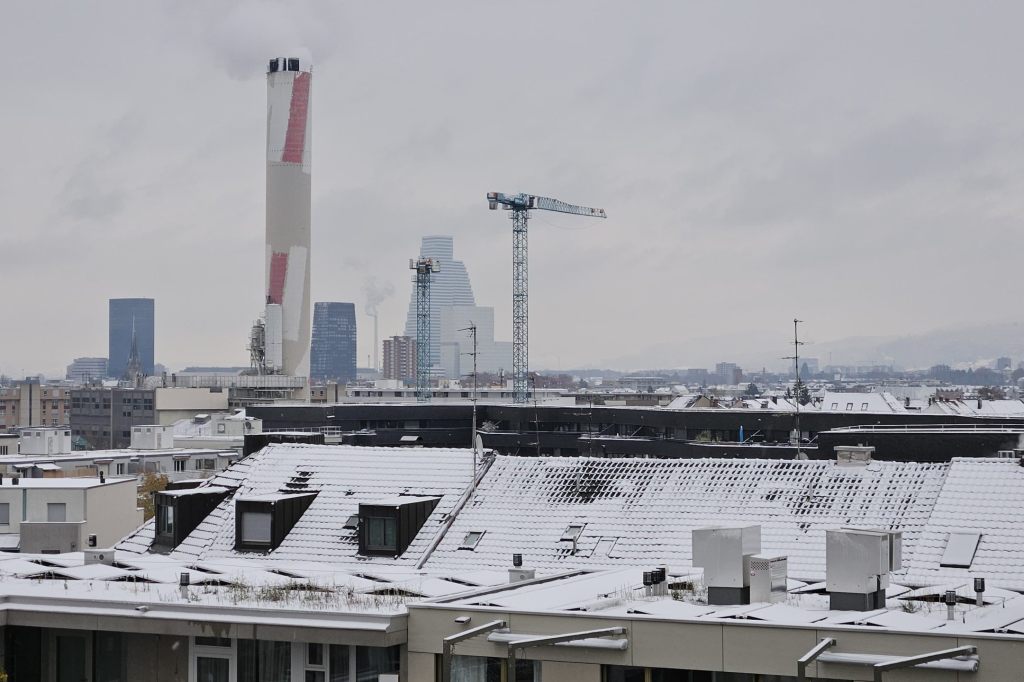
[509,554,535,583]
[750,555,787,603]
[826,528,902,611]
[692,525,761,605]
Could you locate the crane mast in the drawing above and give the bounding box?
[487,191,607,404]
[410,257,440,402]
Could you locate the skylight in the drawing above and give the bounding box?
[343,514,359,530]
[561,524,585,542]
[940,532,981,568]
[459,531,485,550]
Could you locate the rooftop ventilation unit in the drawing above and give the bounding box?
[692,525,761,605]
[749,555,787,603]
[84,549,114,566]
[836,445,874,466]
[826,528,902,611]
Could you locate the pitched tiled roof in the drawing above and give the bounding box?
[119,444,475,568]
[902,458,1024,589]
[423,456,948,581]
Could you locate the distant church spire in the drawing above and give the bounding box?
[124,316,144,386]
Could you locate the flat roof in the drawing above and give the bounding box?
[0,477,135,489]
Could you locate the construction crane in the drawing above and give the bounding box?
[486,192,607,403]
[410,257,440,402]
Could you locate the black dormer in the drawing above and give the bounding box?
[234,492,317,552]
[358,496,440,557]
[153,487,231,550]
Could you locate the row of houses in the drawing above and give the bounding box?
[0,443,1020,680]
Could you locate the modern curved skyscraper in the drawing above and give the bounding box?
[404,236,475,372]
[265,56,312,387]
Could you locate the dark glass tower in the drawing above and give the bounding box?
[310,302,357,383]
[108,298,155,379]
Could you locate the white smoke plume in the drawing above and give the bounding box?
[363,277,394,317]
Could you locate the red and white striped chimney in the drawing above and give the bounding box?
[265,56,312,390]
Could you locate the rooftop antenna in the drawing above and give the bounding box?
[782,318,806,460]
[460,322,479,484]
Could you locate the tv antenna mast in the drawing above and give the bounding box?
[782,318,806,459]
[460,322,479,486]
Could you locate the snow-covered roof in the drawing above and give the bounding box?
[119,444,477,569]
[902,458,1024,588]
[422,455,947,581]
[431,566,1024,637]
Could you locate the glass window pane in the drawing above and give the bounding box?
[196,657,229,682]
[329,645,351,682]
[604,666,645,682]
[308,642,324,666]
[241,511,273,544]
[306,672,326,682]
[0,503,9,525]
[356,645,399,680]
[239,640,291,682]
[195,637,231,648]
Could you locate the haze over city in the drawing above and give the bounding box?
[3,1,1023,377]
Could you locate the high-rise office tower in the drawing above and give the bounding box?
[264,56,312,386]
[108,298,154,379]
[310,302,357,383]
[403,236,475,372]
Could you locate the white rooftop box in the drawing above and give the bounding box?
[826,528,902,595]
[20,428,72,456]
[130,425,174,450]
[692,525,761,588]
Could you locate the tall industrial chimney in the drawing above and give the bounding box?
[265,56,312,392]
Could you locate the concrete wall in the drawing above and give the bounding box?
[86,479,143,547]
[19,520,83,553]
[23,487,85,524]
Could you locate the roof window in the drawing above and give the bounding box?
[860,403,869,411]
[846,402,854,411]
[830,403,838,410]
[561,524,585,542]
[343,514,360,530]
[459,531,485,550]
[940,532,981,568]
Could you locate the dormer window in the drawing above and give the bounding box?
[358,496,440,557]
[234,492,317,553]
[153,486,231,550]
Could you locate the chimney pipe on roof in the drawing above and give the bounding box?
[12,477,19,486]
[944,590,957,621]
[974,577,985,607]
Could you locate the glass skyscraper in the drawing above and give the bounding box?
[403,236,476,372]
[108,298,155,379]
[310,302,358,383]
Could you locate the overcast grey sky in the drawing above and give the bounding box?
[2,2,1022,376]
